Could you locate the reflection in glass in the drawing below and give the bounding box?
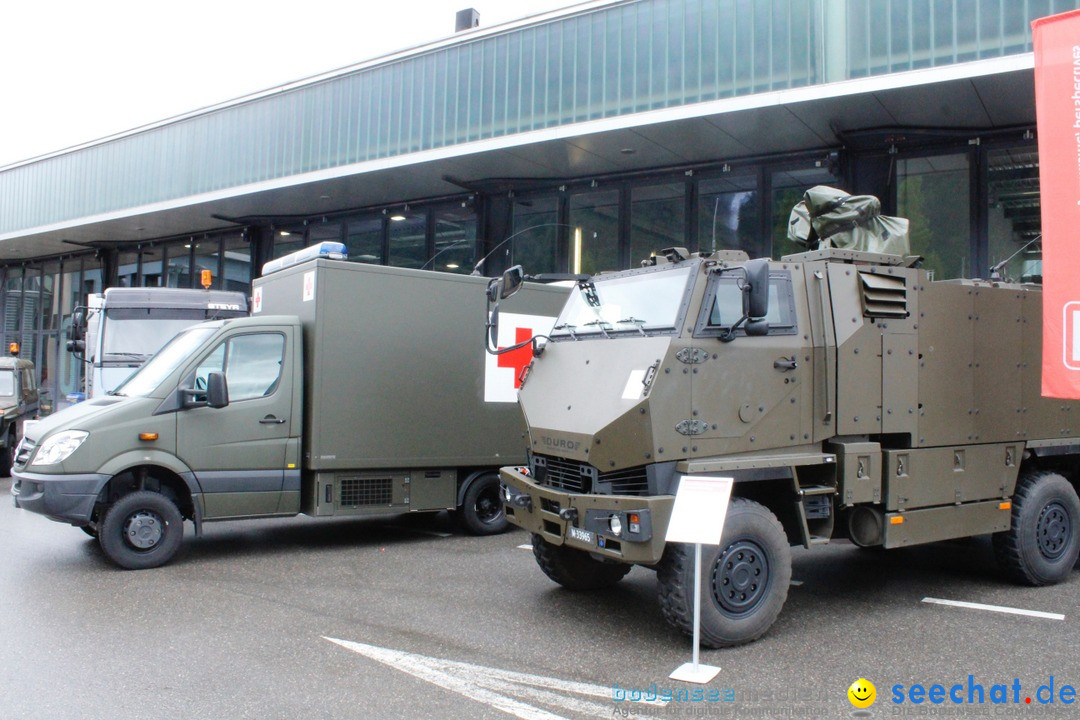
[512,197,558,275]
[897,154,970,279]
[987,147,1041,282]
[631,183,685,267]
[698,176,761,257]
[433,206,477,275]
[389,212,427,269]
[553,265,692,337]
[569,190,619,274]
[346,216,384,265]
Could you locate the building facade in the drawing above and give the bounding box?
[0,0,1072,404]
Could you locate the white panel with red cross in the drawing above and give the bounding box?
[484,312,557,403]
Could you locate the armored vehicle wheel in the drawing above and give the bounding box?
[98,491,184,570]
[657,498,791,648]
[532,534,632,590]
[993,471,1080,586]
[458,473,508,535]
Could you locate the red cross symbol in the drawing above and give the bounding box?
[498,327,533,389]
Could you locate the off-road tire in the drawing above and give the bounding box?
[98,491,184,570]
[458,473,508,535]
[80,525,98,539]
[993,471,1080,586]
[657,498,791,648]
[532,534,632,590]
[0,430,14,477]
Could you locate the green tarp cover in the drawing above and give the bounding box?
[787,185,909,255]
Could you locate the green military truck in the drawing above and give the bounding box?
[12,254,566,568]
[495,233,1080,648]
[0,354,39,476]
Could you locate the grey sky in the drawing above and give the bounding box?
[0,0,580,167]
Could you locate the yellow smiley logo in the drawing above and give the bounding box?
[847,678,876,709]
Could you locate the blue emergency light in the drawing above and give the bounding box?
[261,241,348,276]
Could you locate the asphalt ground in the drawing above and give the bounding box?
[2,477,1078,720]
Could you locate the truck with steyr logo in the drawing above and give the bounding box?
[490,187,1080,648]
[12,245,567,568]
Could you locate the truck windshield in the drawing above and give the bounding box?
[551,265,693,338]
[102,308,216,359]
[113,326,218,397]
[0,370,13,397]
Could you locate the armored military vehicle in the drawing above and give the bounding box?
[493,191,1080,647]
[0,353,38,476]
[13,248,566,568]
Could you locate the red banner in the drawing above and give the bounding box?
[1034,10,1080,399]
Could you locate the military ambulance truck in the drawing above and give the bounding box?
[12,255,566,569]
[495,243,1080,648]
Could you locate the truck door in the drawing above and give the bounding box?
[176,325,298,519]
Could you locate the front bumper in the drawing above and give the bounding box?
[11,469,110,525]
[500,466,674,565]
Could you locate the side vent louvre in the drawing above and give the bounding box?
[340,476,393,506]
[858,272,907,318]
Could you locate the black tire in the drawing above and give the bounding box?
[80,525,98,539]
[98,491,184,570]
[993,471,1080,586]
[532,534,632,590]
[458,473,508,535]
[0,431,14,478]
[657,498,791,648]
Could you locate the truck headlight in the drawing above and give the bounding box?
[32,431,89,466]
[608,514,623,537]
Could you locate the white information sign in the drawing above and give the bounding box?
[665,475,733,545]
[666,475,734,685]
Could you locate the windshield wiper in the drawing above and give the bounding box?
[615,317,647,336]
[582,319,612,338]
[102,352,148,360]
[552,323,579,340]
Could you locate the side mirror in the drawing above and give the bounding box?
[206,372,229,409]
[487,304,501,352]
[487,265,524,302]
[744,259,770,337]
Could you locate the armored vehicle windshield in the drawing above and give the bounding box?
[551,264,694,338]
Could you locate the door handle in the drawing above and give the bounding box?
[773,356,798,371]
[260,415,287,424]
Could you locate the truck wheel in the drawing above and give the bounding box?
[458,473,508,535]
[657,498,791,648]
[0,431,14,477]
[532,534,632,590]
[993,471,1080,586]
[98,491,184,570]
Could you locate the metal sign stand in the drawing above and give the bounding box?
[665,475,733,685]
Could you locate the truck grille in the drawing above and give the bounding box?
[340,477,392,506]
[14,438,34,467]
[534,455,651,497]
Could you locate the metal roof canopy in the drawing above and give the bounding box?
[0,59,1035,262]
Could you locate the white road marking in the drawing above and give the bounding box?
[323,637,667,720]
[517,544,533,550]
[921,597,1065,621]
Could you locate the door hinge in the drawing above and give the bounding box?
[676,347,709,364]
[676,419,708,436]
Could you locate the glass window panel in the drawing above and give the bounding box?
[698,175,762,257]
[273,225,306,260]
[897,153,971,279]
[140,246,166,287]
[346,216,384,265]
[58,260,85,403]
[4,269,23,337]
[388,212,427,269]
[631,183,686,267]
[307,221,342,244]
[987,147,1041,282]
[433,205,477,275]
[221,234,252,293]
[164,241,191,289]
[512,196,559,275]
[569,189,619,274]
[117,251,140,287]
[192,237,223,289]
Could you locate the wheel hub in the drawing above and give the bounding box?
[711,539,769,616]
[1036,501,1071,560]
[123,510,164,550]
[475,489,501,524]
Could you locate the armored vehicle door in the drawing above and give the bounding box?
[688,261,812,457]
[176,324,299,519]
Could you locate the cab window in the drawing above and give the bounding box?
[695,271,797,337]
[194,333,285,402]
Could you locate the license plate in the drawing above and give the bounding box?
[568,526,594,544]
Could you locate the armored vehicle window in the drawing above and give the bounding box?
[0,370,13,397]
[551,264,694,338]
[195,333,285,402]
[695,271,797,337]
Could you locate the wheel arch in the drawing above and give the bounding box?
[94,453,200,524]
